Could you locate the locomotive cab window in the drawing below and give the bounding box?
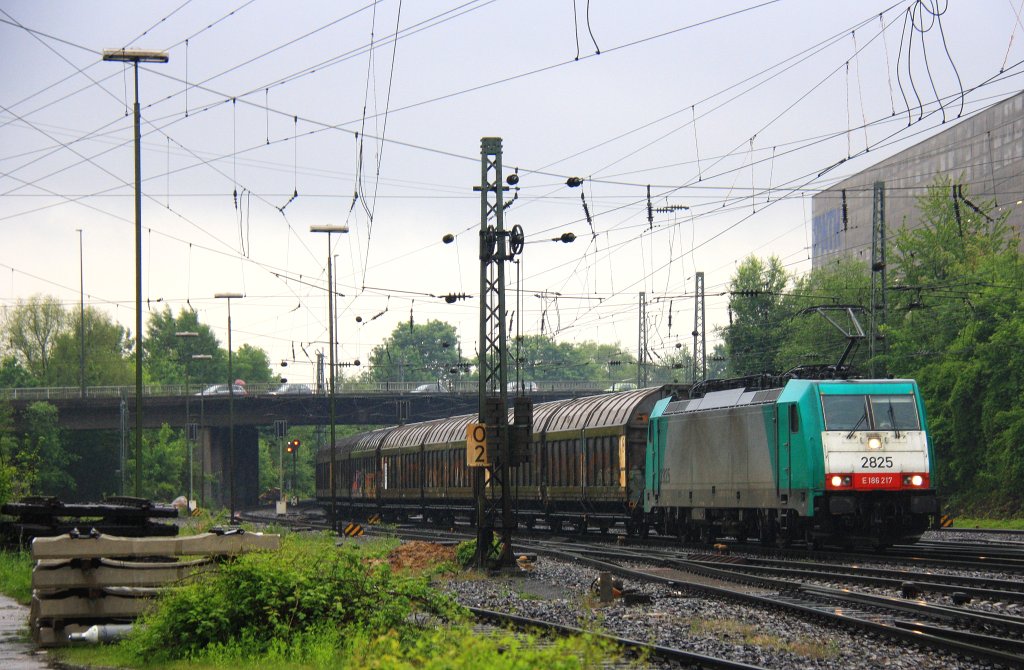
[869,395,920,430]
[821,394,921,431]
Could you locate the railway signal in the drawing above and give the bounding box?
[286,439,300,454]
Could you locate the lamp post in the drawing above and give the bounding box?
[310,224,349,531]
[191,353,213,509]
[176,331,199,504]
[77,228,85,399]
[102,48,169,498]
[215,293,243,522]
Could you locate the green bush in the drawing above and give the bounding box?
[125,533,466,662]
[455,540,476,567]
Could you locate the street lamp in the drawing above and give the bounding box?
[176,331,199,505]
[77,228,85,399]
[102,48,169,498]
[215,293,243,522]
[191,353,213,509]
[310,224,349,530]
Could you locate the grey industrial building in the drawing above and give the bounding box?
[811,91,1024,268]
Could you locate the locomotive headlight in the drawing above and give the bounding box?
[867,436,882,450]
[911,475,923,486]
[831,475,843,487]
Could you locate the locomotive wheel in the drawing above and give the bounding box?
[598,521,610,535]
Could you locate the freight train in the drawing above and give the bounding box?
[315,377,938,548]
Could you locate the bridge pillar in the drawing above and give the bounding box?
[201,425,259,511]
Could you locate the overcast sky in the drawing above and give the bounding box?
[2,1,1022,384]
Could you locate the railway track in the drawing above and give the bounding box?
[243,507,1024,667]
[469,607,769,670]
[532,542,1024,668]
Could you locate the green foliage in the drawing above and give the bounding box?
[723,256,789,376]
[1,295,67,384]
[648,343,694,384]
[232,344,274,384]
[508,334,628,382]
[48,307,134,387]
[882,178,1024,510]
[776,258,872,373]
[343,627,619,670]
[15,402,75,497]
[365,320,465,384]
[124,424,187,502]
[0,550,32,604]
[0,402,16,504]
[0,355,35,388]
[125,534,466,663]
[455,540,476,567]
[145,307,223,386]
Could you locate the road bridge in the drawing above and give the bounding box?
[1,384,609,512]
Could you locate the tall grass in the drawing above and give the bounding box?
[0,550,32,604]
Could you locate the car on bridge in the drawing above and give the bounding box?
[195,383,247,396]
[268,383,313,395]
[507,380,539,392]
[411,382,448,394]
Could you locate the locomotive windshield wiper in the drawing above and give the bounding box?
[888,399,900,439]
[846,412,867,439]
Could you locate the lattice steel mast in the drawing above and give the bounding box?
[870,181,887,376]
[692,271,706,383]
[474,137,517,569]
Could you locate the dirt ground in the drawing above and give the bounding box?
[384,541,457,572]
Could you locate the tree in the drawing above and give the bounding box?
[0,355,35,388]
[776,258,872,374]
[146,307,223,385]
[508,334,626,382]
[2,295,67,384]
[48,307,134,387]
[722,256,789,376]
[365,321,464,384]
[124,424,186,502]
[232,344,274,384]
[0,402,17,504]
[12,402,76,497]
[707,343,729,379]
[648,344,694,384]
[884,177,1022,510]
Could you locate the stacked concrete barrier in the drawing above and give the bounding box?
[29,529,280,646]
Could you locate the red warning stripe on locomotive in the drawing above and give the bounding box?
[826,473,930,490]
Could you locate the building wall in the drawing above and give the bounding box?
[811,91,1024,268]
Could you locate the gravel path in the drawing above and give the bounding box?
[439,555,1001,670]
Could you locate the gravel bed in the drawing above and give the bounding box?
[440,555,1000,670]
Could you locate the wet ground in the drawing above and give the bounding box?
[0,595,50,669]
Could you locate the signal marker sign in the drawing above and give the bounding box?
[343,522,364,537]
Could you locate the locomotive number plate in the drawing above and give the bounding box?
[854,474,899,489]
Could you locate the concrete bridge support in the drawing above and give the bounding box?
[198,426,259,511]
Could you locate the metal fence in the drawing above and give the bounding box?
[0,380,611,400]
